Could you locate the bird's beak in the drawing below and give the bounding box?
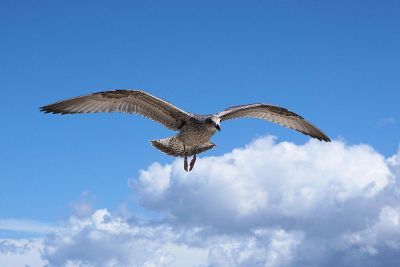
[215,124,221,131]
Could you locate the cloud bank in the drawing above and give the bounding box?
[2,136,400,267]
[133,137,392,230]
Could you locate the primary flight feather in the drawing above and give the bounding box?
[40,90,330,171]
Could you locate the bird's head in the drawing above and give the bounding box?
[206,116,221,131]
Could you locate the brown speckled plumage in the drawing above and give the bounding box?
[40,89,330,170]
[151,136,215,157]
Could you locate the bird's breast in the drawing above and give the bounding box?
[178,124,214,146]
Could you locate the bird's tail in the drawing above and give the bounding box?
[150,136,215,157]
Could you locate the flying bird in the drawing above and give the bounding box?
[40,90,330,171]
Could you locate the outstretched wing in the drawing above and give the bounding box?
[217,103,330,141]
[40,90,190,131]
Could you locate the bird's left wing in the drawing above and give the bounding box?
[40,90,190,131]
[217,103,331,141]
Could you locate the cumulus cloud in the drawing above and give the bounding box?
[3,136,400,267]
[344,206,400,254]
[129,136,399,266]
[42,209,208,267]
[40,208,306,267]
[132,137,393,231]
[0,239,45,267]
[206,229,304,267]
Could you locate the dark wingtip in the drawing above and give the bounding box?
[322,133,332,142]
[39,106,49,113]
[320,135,331,142]
[40,105,54,114]
[310,133,331,142]
[39,105,63,115]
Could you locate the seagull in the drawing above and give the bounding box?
[40,90,330,171]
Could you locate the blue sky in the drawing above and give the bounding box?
[1,1,400,266]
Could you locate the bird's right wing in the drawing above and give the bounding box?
[217,103,330,141]
[40,90,190,131]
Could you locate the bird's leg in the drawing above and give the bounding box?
[183,143,188,172]
[189,154,196,171]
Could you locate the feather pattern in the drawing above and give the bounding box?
[217,103,330,141]
[40,90,190,131]
[151,136,215,157]
[40,90,331,169]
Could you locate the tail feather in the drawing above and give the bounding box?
[151,136,215,157]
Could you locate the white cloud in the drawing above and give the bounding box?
[3,136,400,267]
[0,239,46,267]
[128,136,399,266]
[206,229,303,267]
[132,137,392,231]
[344,206,400,255]
[42,209,208,267]
[388,149,400,180]
[41,208,306,267]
